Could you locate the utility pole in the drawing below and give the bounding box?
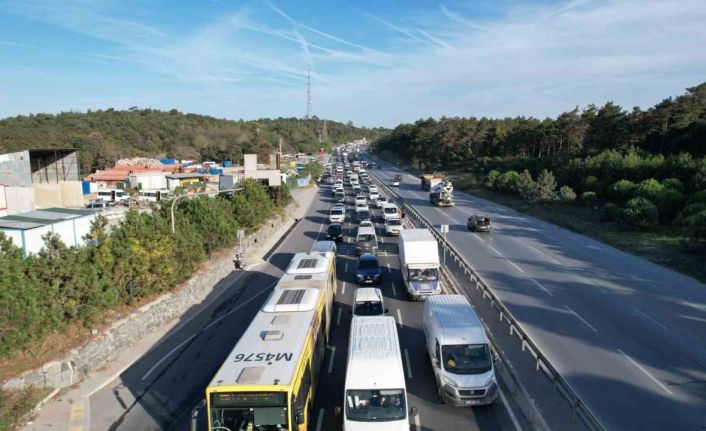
[306,64,312,120]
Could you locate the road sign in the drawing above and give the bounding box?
[237,229,245,239]
[440,224,449,233]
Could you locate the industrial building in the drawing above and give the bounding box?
[0,208,97,256]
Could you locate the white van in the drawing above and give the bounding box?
[343,316,409,430]
[423,295,498,406]
[352,287,386,317]
[381,203,400,221]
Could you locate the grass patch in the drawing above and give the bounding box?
[0,386,52,431]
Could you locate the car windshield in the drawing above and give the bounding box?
[442,344,492,375]
[331,209,344,215]
[384,207,397,214]
[210,392,288,431]
[387,219,401,226]
[357,234,376,243]
[358,212,370,219]
[354,301,383,316]
[328,225,342,233]
[408,268,438,281]
[345,389,406,422]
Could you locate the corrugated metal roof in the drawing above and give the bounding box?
[0,208,94,230]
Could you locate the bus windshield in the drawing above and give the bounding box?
[210,392,289,431]
[442,344,492,375]
[345,389,406,422]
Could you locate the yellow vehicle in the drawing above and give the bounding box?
[206,251,337,431]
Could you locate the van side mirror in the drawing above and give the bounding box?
[432,358,440,368]
[410,406,418,417]
[295,406,305,425]
[334,406,342,416]
[384,308,389,314]
[492,353,500,365]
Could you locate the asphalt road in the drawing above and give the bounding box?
[89,183,521,431]
[371,160,706,430]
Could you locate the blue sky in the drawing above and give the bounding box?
[1,0,705,127]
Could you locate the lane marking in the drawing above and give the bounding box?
[617,349,673,395]
[341,282,346,295]
[507,260,525,273]
[315,408,325,431]
[488,245,503,256]
[391,282,397,296]
[70,402,84,421]
[403,348,413,378]
[396,309,403,327]
[531,279,553,296]
[498,386,523,431]
[336,307,342,326]
[565,305,598,333]
[412,410,421,431]
[632,307,668,330]
[345,262,348,272]
[142,283,275,381]
[327,346,336,373]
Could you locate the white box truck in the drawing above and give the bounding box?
[423,295,498,406]
[343,316,409,431]
[399,229,441,301]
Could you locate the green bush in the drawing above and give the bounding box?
[662,178,684,192]
[496,170,520,193]
[534,169,558,202]
[600,203,623,222]
[655,188,685,222]
[515,170,536,200]
[580,176,601,193]
[485,170,501,188]
[607,179,636,203]
[688,190,706,205]
[559,185,577,202]
[580,191,598,205]
[621,197,659,229]
[636,178,664,202]
[687,210,706,247]
[675,202,706,226]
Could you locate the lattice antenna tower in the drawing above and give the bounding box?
[306,64,312,120]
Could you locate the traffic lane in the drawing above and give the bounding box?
[91,187,332,430]
[372,167,706,429]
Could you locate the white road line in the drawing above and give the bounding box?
[345,263,348,272]
[617,348,674,395]
[498,386,523,431]
[142,284,275,382]
[632,307,668,330]
[507,260,525,273]
[315,408,325,431]
[391,282,397,296]
[327,346,336,374]
[488,245,503,256]
[403,348,413,378]
[341,282,346,295]
[531,279,553,296]
[336,307,342,326]
[412,411,421,431]
[386,263,391,273]
[396,309,403,327]
[565,305,598,332]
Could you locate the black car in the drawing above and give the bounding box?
[327,223,344,242]
[468,214,492,232]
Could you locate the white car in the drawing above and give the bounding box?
[353,287,386,317]
[355,195,367,206]
[375,196,388,208]
[391,180,400,187]
[369,185,378,194]
[384,217,404,235]
[359,220,374,229]
[369,191,380,201]
[332,203,345,211]
[329,207,346,223]
[355,201,369,212]
[381,203,400,221]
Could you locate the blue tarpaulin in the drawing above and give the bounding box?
[160,158,178,165]
[81,181,91,195]
[223,160,232,167]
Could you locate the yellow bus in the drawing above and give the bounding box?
[206,252,337,431]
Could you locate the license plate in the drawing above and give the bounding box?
[465,400,481,406]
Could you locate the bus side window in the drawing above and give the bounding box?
[312,319,325,384]
[296,366,312,425]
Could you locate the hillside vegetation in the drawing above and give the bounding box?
[374,83,706,277]
[0,109,385,172]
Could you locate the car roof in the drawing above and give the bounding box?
[358,254,379,263]
[354,287,383,302]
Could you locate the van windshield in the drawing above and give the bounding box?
[384,207,397,214]
[354,301,383,316]
[408,268,438,281]
[442,344,492,375]
[345,389,406,422]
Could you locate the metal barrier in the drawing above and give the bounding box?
[370,171,605,431]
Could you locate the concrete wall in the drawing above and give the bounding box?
[60,181,84,208]
[0,185,6,216]
[4,186,35,214]
[34,184,63,208]
[0,150,32,187]
[1,197,300,392]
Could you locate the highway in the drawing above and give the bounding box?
[87,181,522,430]
[370,160,706,430]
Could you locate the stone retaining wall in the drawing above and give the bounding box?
[2,202,296,391]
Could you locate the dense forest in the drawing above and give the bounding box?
[0,109,386,172]
[374,83,706,237]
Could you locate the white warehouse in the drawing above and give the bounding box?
[0,208,97,256]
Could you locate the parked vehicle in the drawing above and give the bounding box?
[353,287,386,316]
[326,223,344,242]
[343,317,409,430]
[87,199,110,210]
[399,229,441,301]
[355,225,378,255]
[423,295,498,406]
[355,254,382,285]
[97,189,129,204]
[467,214,491,232]
[384,217,404,235]
[330,207,346,223]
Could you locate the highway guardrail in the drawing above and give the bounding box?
[370,169,605,431]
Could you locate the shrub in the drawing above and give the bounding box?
[485,170,500,188]
[559,185,577,202]
[662,178,684,192]
[688,190,706,205]
[580,191,598,206]
[636,178,664,202]
[496,170,520,193]
[515,170,536,200]
[655,188,685,222]
[600,203,623,222]
[621,197,659,229]
[581,176,600,193]
[534,169,558,202]
[675,202,706,226]
[607,179,636,203]
[686,210,706,247]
